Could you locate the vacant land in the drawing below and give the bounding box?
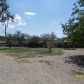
[0,48,84,84]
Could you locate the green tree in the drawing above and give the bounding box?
[7,34,12,48]
[0,0,14,48]
[28,35,40,47]
[41,32,56,47]
[41,32,56,52]
[13,31,26,46]
[62,0,84,47]
[0,0,14,36]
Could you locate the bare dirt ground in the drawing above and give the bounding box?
[0,49,84,84]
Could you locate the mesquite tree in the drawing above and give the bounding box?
[0,0,14,37]
[0,0,14,48]
[47,40,54,53]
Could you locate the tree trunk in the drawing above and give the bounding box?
[5,24,7,37]
[49,47,51,53]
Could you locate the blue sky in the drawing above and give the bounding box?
[0,0,76,37]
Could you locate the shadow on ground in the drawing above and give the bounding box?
[65,55,84,68]
[0,47,8,50]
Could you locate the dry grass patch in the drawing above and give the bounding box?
[38,60,51,65]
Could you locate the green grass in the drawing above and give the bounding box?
[0,47,63,59]
[4,47,29,53]
[74,71,84,78]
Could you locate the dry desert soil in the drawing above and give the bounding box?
[0,48,84,84]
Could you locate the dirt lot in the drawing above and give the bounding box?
[0,48,84,84]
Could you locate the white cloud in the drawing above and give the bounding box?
[0,14,27,35]
[24,12,36,16]
[8,14,27,29]
[14,14,27,26]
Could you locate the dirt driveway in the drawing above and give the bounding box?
[0,49,84,84]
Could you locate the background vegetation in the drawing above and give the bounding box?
[62,0,84,47]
